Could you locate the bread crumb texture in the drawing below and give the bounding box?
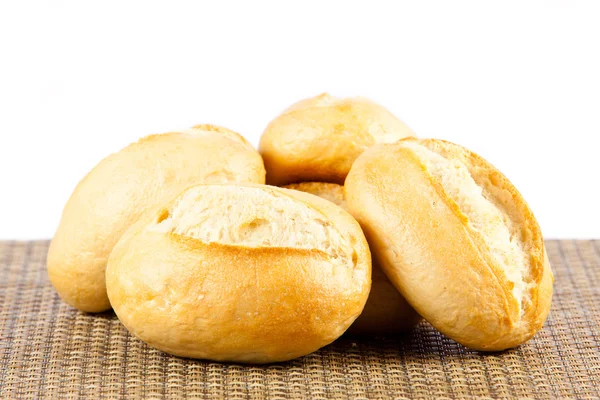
[404,141,532,311]
[153,185,354,266]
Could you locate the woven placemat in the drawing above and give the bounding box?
[0,240,599,399]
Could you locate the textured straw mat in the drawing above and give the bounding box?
[0,240,599,399]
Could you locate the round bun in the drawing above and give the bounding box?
[47,125,265,312]
[345,138,553,350]
[259,93,414,185]
[106,184,371,363]
[284,182,421,335]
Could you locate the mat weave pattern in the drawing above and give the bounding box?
[0,240,599,399]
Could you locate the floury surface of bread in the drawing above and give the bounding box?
[345,138,553,351]
[283,182,422,335]
[47,125,265,313]
[259,93,414,186]
[106,184,371,363]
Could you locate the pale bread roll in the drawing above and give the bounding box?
[259,93,414,185]
[47,125,265,312]
[106,184,371,363]
[284,182,421,334]
[345,138,553,350]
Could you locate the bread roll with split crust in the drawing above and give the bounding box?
[345,138,553,350]
[259,93,414,185]
[284,182,421,334]
[106,184,371,363]
[47,125,265,313]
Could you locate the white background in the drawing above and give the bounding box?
[1,1,598,239]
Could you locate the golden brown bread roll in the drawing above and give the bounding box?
[47,125,265,313]
[283,182,421,334]
[345,138,553,350]
[106,184,371,363]
[259,93,414,185]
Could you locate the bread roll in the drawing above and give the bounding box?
[284,182,421,334]
[259,93,414,185]
[47,125,265,313]
[106,184,371,363]
[345,138,553,350]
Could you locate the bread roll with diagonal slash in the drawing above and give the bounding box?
[106,184,371,363]
[345,138,553,350]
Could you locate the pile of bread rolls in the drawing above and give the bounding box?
[48,93,553,363]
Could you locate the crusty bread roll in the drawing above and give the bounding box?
[106,184,371,363]
[345,138,553,350]
[47,125,265,313]
[283,182,421,334]
[259,93,414,185]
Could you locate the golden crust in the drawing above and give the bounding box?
[47,126,266,312]
[284,182,347,209]
[345,138,553,350]
[191,123,255,149]
[259,93,414,185]
[283,182,421,334]
[417,139,553,347]
[106,184,371,363]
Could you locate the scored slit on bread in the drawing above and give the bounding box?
[344,137,553,350]
[152,185,355,266]
[106,183,371,363]
[402,141,532,313]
